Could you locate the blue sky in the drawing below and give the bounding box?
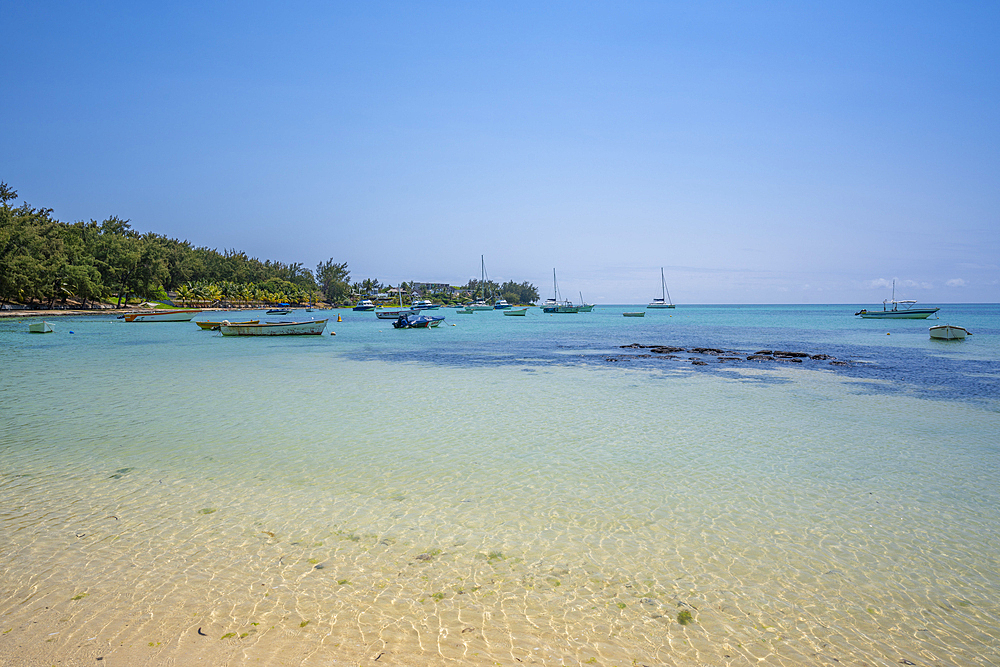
[3,1,998,303]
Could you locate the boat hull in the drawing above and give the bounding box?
[542,305,580,313]
[929,325,969,340]
[376,309,418,319]
[623,312,645,317]
[123,309,202,322]
[647,304,675,309]
[219,319,328,336]
[196,319,259,330]
[28,321,54,333]
[503,308,528,316]
[857,308,940,319]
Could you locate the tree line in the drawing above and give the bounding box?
[0,183,537,308]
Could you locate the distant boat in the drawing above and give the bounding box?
[493,298,512,310]
[855,281,939,319]
[929,325,970,340]
[577,292,594,312]
[413,300,439,310]
[456,306,475,314]
[122,309,202,322]
[376,287,418,319]
[195,319,259,330]
[623,312,645,317]
[266,308,292,315]
[541,269,580,313]
[503,308,529,316]
[28,321,54,333]
[352,299,376,311]
[647,268,675,309]
[218,319,328,336]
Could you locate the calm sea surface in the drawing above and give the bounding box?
[2,304,998,666]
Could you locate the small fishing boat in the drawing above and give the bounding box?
[648,268,675,309]
[352,300,376,311]
[929,325,970,340]
[503,308,529,316]
[218,319,328,336]
[456,306,475,314]
[122,309,202,322]
[266,308,292,315]
[28,321,54,333]
[195,319,259,330]
[855,281,939,319]
[623,312,645,317]
[392,314,445,329]
[577,293,594,312]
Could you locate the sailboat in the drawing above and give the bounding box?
[541,269,580,313]
[468,256,494,310]
[647,268,675,309]
[577,292,594,312]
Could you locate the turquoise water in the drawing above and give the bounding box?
[1,305,998,665]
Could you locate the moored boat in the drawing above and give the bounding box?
[855,281,940,319]
[266,308,292,315]
[28,321,54,333]
[647,268,675,309]
[352,300,376,311]
[218,319,328,336]
[195,319,259,330]
[929,325,970,340]
[392,314,446,329]
[493,299,512,310]
[413,300,439,310]
[623,312,645,317]
[541,269,580,313]
[122,309,202,322]
[503,308,529,316]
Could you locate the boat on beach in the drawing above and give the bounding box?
[195,319,259,330]
[218,319,328,336]
[28,321,54,333]
[647,268,675,309]
[122,309,203,322]
[929,325,970,340]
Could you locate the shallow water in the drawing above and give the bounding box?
[1,305,998,665]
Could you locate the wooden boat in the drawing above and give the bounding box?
[503,308,529,316]
[855,281,939,319]
[647,268,675,309]
[122,309,202,322]
[929,325,970,340]
[623,312,645,317]
[28,321,54,333]
[195,319,259,330]
[218,319,328,336]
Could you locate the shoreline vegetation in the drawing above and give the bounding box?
[0,182,539,313]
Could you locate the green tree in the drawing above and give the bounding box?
[316,259,351,303]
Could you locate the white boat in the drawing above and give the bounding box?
[122,309,202,322]
[541,269,580,313]
[493,298,512,310]
[413,300,439,310]
[219,319,328,336]
[467,256,496,310]
[577,292,594,312]
[376,287,417,319]
[929,325,970,340]
[352,299,376,311]
[266,308,292,315]
[28,321,54,333]
[503,308,529,316]
[855,281,939,319]
[647,268,675,309]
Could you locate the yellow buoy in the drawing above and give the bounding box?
[330,331,336,335]
[337,314,342,322]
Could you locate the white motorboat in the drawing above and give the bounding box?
[219,319,328,336]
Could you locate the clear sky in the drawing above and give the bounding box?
[3,1,998,304]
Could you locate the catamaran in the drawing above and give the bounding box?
[647,268,675,309]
